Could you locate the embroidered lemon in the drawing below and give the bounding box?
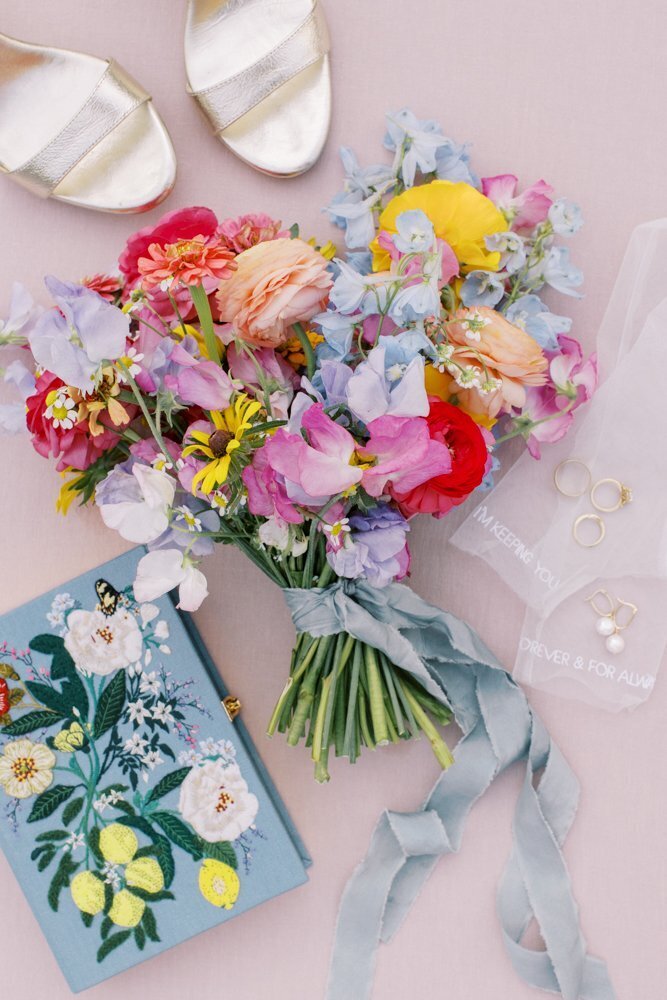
[198,859,240,909]
[108,889,145,928]
[99,823,138,864]
[70,871,106,915]
[125,856,165,894]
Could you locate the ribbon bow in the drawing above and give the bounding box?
[284,580,615,1000]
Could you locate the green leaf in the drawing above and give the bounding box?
[145,767,191,806]
[98,783,129,796]
[88,826,104,863]
[134,925,146,951]
[27,784,76,824]
[97,930,132,963]
[81,911,94,928]
[37,846,57,871]
[112,800,136,817]
[35,830,69,843]
[2,710,59,736]
[117,814,156,840]
[47,852,79,912]
[141,908,160,943]
[62,797,85,825]
[150,812,203,859]
[153,835,176,889]
[201,840,238,870]
[0,662,20,681]
[28,635,89,719]
[29,634,67,656]
[93,671,126,740]
[100,916,113,940]
[289,222,300,238]
[25,681,72,717]
[8,688,24,707]
[103,882,114,915]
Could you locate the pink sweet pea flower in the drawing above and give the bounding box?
[170,356,234,410]
[482,175,554,230]
[359,415,452,497]
[523,335,598,457]
[264,404,363,501]
[243,445,303,524]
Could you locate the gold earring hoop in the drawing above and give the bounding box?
[614,598,638,631]
[585,588,616,617]
[554,459,592,498]
[573,512,605,547]
[590,478,633,513]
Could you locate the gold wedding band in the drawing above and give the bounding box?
[554,459,591,498]
[590,478,633,513]
[573,513,605,547]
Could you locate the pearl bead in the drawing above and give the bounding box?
[596,616,616,637]
[605,633,625,655]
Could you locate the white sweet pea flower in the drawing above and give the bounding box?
[96,464,176,543]
[133,549,209,612]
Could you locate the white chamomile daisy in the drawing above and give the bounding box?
[44,388,77,430]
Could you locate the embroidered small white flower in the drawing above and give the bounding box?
[127,699,151,725]
[199,737,219,757]
[152,701,174,725]
[140,671,161,696]
[95,788,126,814]
[124,734,148,756]
[101,862,121,889]
[178,749,203,766]
[64,608,143,677]
[139,603,160,627]
[217,740,236,759]
[141,749,164,771]
[64,832,85,853]
[178,760,259,843]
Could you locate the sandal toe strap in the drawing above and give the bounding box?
[190,0,330,134]
[9,60,149,197]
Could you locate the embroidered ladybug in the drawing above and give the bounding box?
[0,678,10,716]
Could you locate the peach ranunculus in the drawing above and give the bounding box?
[444,306,548,417]
[215,238,333,348]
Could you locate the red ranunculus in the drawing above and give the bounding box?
[392,398,489,518]
[0,679,9,716]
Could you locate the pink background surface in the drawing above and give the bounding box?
[1,1,666,997]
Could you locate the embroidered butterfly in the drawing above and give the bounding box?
[95,579,124,616]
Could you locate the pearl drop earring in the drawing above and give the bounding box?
[585,589,637,655]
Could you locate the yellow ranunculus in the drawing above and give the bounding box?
[371,180,506,274]
[125,856,165,895]
[108,889,145,928]
[198,859,240,909]
[53,721,86,753]
[70,871,106,915]
[99,823,138,865]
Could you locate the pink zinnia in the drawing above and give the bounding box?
[138,236,237,291]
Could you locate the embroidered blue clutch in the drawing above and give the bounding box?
[0,548,310,992]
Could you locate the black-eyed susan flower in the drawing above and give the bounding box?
[182,394,261,495]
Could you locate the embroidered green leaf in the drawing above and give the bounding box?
[126,886,175,902]
[141,908,160,943]
[37,846,57,871]
[9,688,24,707]
[47,852,79,912]
[88,826,104,863]
[111,800,136,817]
[93,671,127,739]
[201,840,238,870]
[2,710,59,736]
[81,911,94,928]
[62,797,85,825]
[0,662,20,681]
[153,835,175,888]
[27,784,76,823]
[134,925,146,951]
[100,916,113,940]
[97,930,132,963]
[117,814,156,839]
[25,682,72,717]
[98,783,129,796]
[145,767,191,806]
[29,634,68,657]
[150,812,203,859]
[35,830,69,843]
[103,883,114,915]
[28,635,89,720]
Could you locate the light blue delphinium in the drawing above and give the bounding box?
[548,199,583,236]
[435,137,479,187]
[312,309,360,359]
[485,231,527,274]
[541,246,584,297]
[504,295,572,351]
[326,147,396,249]
[393,210,436,254]
[384,109,450,187]
[460,270,506,308]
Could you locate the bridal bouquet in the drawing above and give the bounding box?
[0,110,594,781]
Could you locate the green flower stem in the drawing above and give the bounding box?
[364,645,389,746]
[119,363,171,458]
[358,687,375,749]
[379,655,409,737]
[343,641,363,759]
[286,635,333,746]
[190,284,220,364]
[400,681,454,770]
[266,635,320,736]
[293,322,316,380]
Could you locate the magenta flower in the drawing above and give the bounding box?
[169,355,234,410]
[263,404,363,502]
[523,335,598,457]
[359,415,452,498]
[243,446,303,524]
[482,174,554,230]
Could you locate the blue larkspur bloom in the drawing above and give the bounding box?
[542,246,584,297]
[393,210,436,254]
[384,108,449,187]
[460,270,506,308]
[548,199,583,236]
[505,295,572,351]
[435,137,479,187]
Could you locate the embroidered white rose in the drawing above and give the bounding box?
[64,608,143,676]
[0,738,56,798]
[178,760,258,842]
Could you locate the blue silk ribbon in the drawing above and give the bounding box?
[284,580,615,1000]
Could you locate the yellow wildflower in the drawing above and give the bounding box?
[182,394,261,495]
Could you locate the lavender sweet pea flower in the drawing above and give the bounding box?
[0,359,36,432]
[326,504,410,588]
[96,461,176,543]
[505,295,571,351]
[149,501,220,558]
[0,282,41,343]
[460,271,506,308]
[313,309,359,358]
[346,345,428,424]
[29,276,129,391]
